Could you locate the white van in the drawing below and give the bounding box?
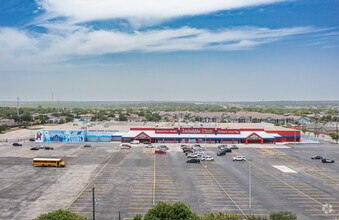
[131,140,140,144]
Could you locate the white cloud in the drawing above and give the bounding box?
[0,25,318,71]
[36,0,287,26]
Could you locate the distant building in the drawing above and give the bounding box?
[0,118,16,127]
[47,117,59,124]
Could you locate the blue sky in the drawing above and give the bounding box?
[0,0,338,101]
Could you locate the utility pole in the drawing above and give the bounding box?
[249,162,252,216]
[57,99,60,113]
[92,186,95,220]
[336,122,338,144]
[17,97,20,119]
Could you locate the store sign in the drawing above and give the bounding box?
[87,130,119,136]
[155,128,178,134]
[247,133,261,140]
[181,128,215,134]
[217,129,240,134]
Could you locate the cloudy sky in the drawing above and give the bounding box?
[0,0,338,101]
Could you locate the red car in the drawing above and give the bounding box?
[155,150,166,154]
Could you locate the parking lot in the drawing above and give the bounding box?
[0,141,338,219]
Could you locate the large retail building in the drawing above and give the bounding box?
[36,124,300,144]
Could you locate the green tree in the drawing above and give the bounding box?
[66,116,74,123]
[328,132,339,143]
[58,119,65,124]
[143,202,200,220]
[0,125,5,134]
[302,128,307,135]
[252,118,259,123]
[33,209,88,220]
[132,214,143,220]
[202,212,267,220]
[269,211,297,220]
[119,114,128,121]
[22,112,32,122]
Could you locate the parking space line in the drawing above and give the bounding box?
[248,161,337,214]
[153,152,156,207]
[202,164,247,218]
[66,149,120,210]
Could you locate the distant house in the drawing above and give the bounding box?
[128,116,146,122]
[0,118,16,127]
[47,117,58,124]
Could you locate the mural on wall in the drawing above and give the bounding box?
[40,130,86,142]
[35,130,43,142]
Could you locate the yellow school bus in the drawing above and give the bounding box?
[32,158,66,167]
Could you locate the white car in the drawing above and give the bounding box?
[145,144,154,148]
[233,156,246,161]
[187,153,198,158]
[201,155,214,161]
[196,152,205,157]
[121,145,131,149]
[131,140,140,144]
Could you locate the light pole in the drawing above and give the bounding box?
[294,129,296,148]
[249,162,252,216]
[92,186,96,220]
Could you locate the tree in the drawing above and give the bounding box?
[202,212,267,220]
[269,211,297,220]
[0,125,5,134]
[119,114,128,121]
[143,202,200,220]
[66,116,74,123]
[328,132,339,143]
[33,209,88,220]
[58,119,65,124]
[252,118,259,123]
[302,128,307,135]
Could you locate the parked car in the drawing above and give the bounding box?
[121,145,131,149]
[230,145,239,149]
[201,155,214,161]
[145,144,154,148]
[13,143,22,146]
[311,155,322,160]
[181,145,189,149]
[185,151,193,155]
[187,158,200,163]
[29,138,35,142]
[322,159,334,163]
[182,147,190,151]
[217,150,226,156]
[155,150,166,154]
[158,145,168,150]
[84,144,91,147]
[44,146,54,150]
[218,145,228,149]
[131,140,140,144]
[196,152,205,157]
[194,145,201,148]
[187,153,198,158]
[34,145,44,149]
[121,144,131,149]
[30,147,39,150]
[233,156,246,161]
[143,141,150,145]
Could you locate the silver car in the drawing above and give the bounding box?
[201,155,214,161]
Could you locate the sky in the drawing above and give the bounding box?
[0,0,338,102]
